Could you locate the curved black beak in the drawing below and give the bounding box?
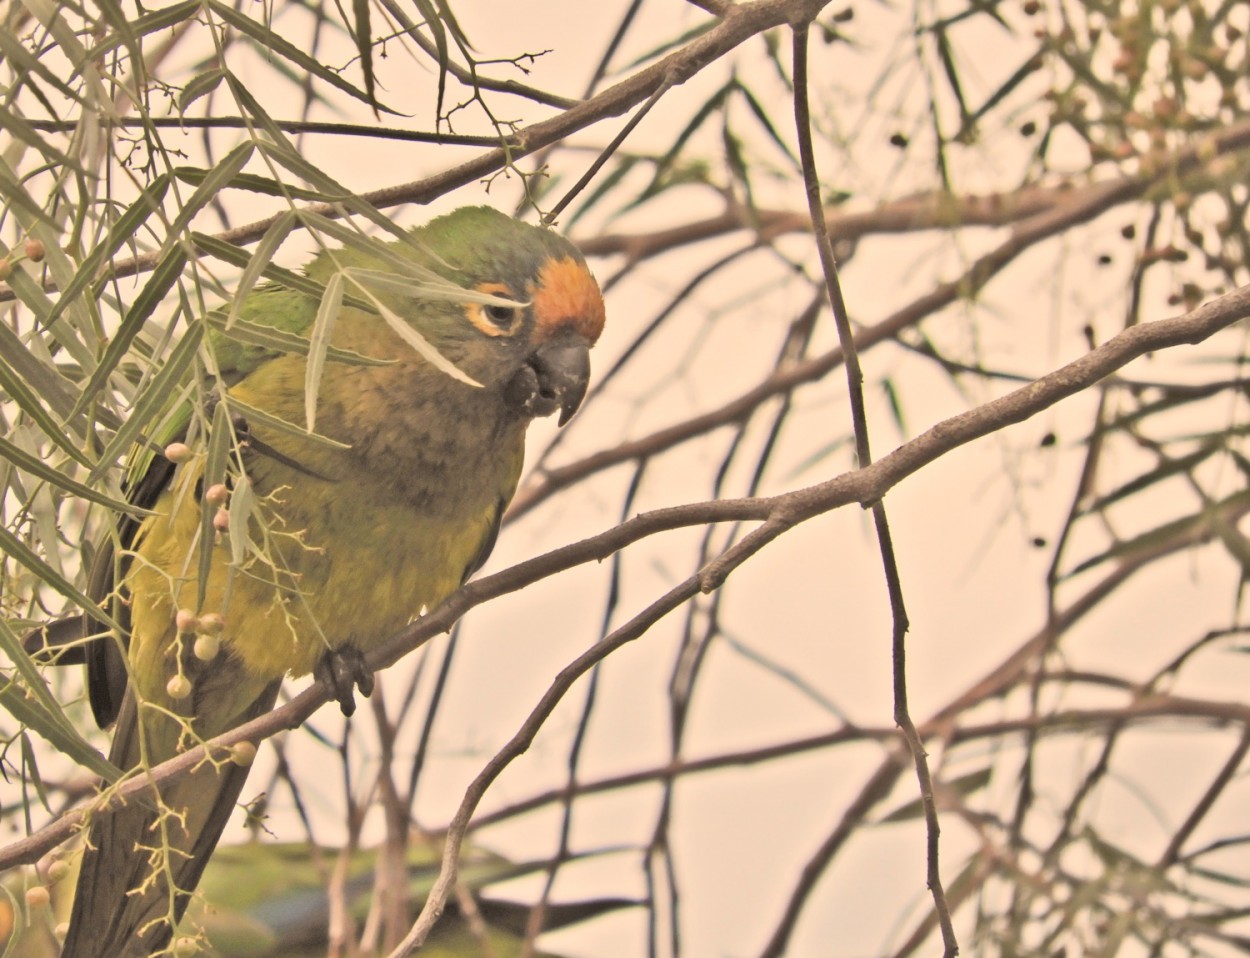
[504,335,591,425]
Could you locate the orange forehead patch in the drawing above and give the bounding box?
[529,256,606,345]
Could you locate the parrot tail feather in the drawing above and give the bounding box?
[60,680,281,958]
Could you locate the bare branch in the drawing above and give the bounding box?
[7,283,1248,873]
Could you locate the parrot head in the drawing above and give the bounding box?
[410,206,606,426]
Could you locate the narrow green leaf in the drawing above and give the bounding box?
[167,141,255,238]
[173,167,337,202]
[879,767,993,823]
[306,271,344,432]
[19,0,100,100]
[179,67,227,112]
[43,173,172,331]
[1066,488,1250,578]
[642,79,735,200]
[762,22,795,91]
[783,435,853,481]
[621,20,717,70]
[88,322,205,486]
[293,210,422,267]
[198,400,233,611]
[0,105,79,171]
[413,0,450,119]
[351,0,377,110]
[221,87,398,252]
[223,395,352,449]
[882,378,906,434]
[193,232,331,301]
[221,73,293,150]
[3,259,93,367]
[206,0,400,113]
[0,525,121,633]
[85,0,201,59]
[1084,444,1218,514]
[344,266,489,304]
[225,211,298,330]
[260,148,413,244]
[0,28,83,103]
[735,82,800,168]
[193,231,375,315]
[0,619,80,740]
[71,243,189,422]
[117,380,195,495]
[0,433,145,514]
[0,320,79,420]
[19,731,51,811]
[432,0,472,47]
[0,164,56,227]
[207,310,390,367]
[21,221,96,340]
[933,26,972,137]
[956,49,1047,141]
[929,0,1011,33]
[0,349,93,467]
[226,475,254,567]
[722,123,752,206]
[90,0,144,86]
[0,641,117,780]
[344,273,480,386]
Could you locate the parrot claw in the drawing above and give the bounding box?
[315,647,375,716]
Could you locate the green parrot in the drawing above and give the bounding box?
[52,206,606,958]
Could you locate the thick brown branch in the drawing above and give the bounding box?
[5,283,1248,871]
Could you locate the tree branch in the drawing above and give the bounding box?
[5,282,1248,872]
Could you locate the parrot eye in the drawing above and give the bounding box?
[466,282,525,337]
[484,303,517,327]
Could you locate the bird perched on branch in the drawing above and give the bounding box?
[53,206,605,958]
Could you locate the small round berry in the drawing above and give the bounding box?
[46,859,70,882]
[167,674,192,700]
[25,886,50,908]
[229,742,257,766]
[197,613,225,634]
[193,633,220,661]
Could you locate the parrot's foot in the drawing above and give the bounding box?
[315,647,375,716]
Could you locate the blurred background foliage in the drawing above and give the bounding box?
[2,0,1250,954]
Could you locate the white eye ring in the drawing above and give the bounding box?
[466,283,526,336]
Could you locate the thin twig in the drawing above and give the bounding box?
[0,0,825,302]
[791,20,957,955]
[6,283,1250,872]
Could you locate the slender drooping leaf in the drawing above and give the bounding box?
[71,243,189,422]
[206,0,400,114]
[305,270,344,432]
[88,321,206,486]
[43,173,172,331]
[225,211,298,330]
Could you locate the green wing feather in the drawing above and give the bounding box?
[34,273,389,725]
